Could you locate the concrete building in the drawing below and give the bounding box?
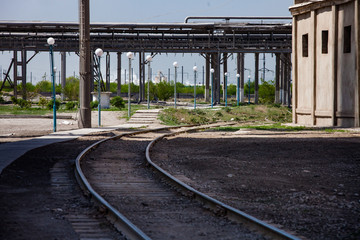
[290,0,360,127]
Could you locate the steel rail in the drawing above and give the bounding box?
[75,125,196,240]
[145,125,301,240]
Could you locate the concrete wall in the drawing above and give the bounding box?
[315,6,333,126]
[337,1,357,126]
[291,0,359,127]
[296,12,313,125]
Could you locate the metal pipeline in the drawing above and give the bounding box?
[184,16,292,23]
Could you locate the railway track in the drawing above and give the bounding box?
[75,123,300,240]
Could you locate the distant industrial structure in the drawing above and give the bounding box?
[290,0,360,127]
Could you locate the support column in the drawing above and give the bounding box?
[21,49,27,100]
[240,53,245,103]
[138,52,144,102]
[210,53,221,104]
[254,52,259,104]
[78,0,91,128]
[202,66,204,86]
[280,54,285,105]
[205,53,210,102]
[90,52,94,93]
[181,66,184,84]
[61,52,66,100]
[142,52,145,101]
[106,52,110,91]
[117,52,122,96]
[275,53,280,104]
[13,51,18,99]
[222,53,228,101]
[284,54,289,106]
[215,53,221,104]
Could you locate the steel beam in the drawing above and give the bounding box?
[21,49,26,100]
[117,52,121,96]
[61,52,66,100]
[275,53,280,104]
[205,53,210,102]
[106,52,110,91]
[13,51,17,99]
[222,53,228,101]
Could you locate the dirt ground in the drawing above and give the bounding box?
[1,118,360,239]
[0,111,126,143]
[151,129,360,239]
[0,131,125,240]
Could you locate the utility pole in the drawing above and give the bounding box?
[78,0,91,128]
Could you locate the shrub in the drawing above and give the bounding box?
[90,101,98,109]
[47,99,61,110]
[65,101,78,110]
[0,96,4,104]
[224,107,231,113]
[17,99,32,109]
[38,97,49,108]
[215,111,223,117]
[110,96,125,109]
[11,96,18,104]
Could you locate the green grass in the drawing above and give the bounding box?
[0,105,77,115]
[211,124,308,132]
[211,124,350,133]
[243,123,308,131]
[323,128,347,133]
[0,102,147,117]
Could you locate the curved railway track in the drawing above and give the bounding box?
[75,123,300,240]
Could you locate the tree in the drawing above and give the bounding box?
[62,76,79,100]
[258,79,275,103]
[156,80,173,101]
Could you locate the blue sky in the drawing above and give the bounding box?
[1,0,293,85]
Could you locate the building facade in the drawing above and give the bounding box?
[290,0,360,127]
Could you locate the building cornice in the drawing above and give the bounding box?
[289,0,354,16]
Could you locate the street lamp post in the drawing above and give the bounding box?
[210,68,214,108]
[127,52,134,118]
[193,66,198,109]
[47,37,56,132]
[146,55,152,109]
[173,61,178,109]
[95,48,103,127]
[236,73,240,106]
[224,72,228,107]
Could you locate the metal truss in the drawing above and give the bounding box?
[0,20,292,53]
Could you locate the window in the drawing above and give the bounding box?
[302,34,309,57]
[322,30,328,54]
[344,25,351,53]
